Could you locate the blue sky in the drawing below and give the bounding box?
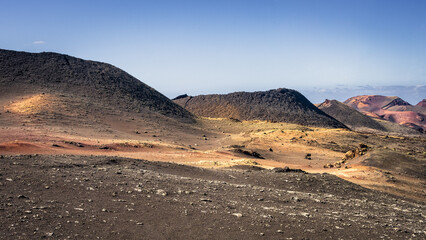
[1,0,425,103]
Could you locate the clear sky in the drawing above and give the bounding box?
[1,0,425,103]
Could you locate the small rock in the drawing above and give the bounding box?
[301,212,310,217]
[156,189,168,196]
[232,213,243,218]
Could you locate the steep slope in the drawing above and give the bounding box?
[344,95,425,132]
[416,99,426,108]
[174,89,347,129]
[317,99,386,131]
[0,49,194,122]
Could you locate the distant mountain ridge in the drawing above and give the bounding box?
[0,49,194,122]
[174,88,348,129]
[344,95,425,132]
[344,95,406,112]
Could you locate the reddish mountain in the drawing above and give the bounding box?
[344,95,410,113]
[343,95,425,132]
[416,99,426,108]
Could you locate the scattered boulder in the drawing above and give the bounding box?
[273,167,306,173]
[325,143,370,168]
[342,143,369,161]
[229,118,241,123]
[233,148,264,159]
[64,141,84,147]
[156,189,168,196]
[323,163,334,168]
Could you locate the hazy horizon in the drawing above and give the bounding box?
[1,0,425,103]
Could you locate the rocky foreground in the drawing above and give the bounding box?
[1,155,425,239]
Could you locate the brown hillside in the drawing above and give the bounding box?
[317,99,385,131]
[174,89,348,129]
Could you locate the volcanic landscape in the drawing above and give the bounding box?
[0,49,425,239]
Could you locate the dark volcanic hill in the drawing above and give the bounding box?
[317,99,386,131]
[0,49,194,122]
[173,89,347,129]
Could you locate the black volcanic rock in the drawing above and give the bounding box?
[172,94,189,100]
[317,99,386,131]
[174,88,347,129]
[381,97,411,110]
[0,49,194,122]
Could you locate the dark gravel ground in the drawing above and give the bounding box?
[1,154,425,239]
